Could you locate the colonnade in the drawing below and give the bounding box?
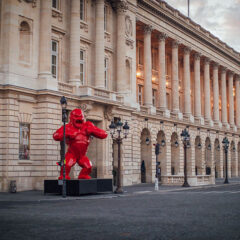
[140,22,240,129]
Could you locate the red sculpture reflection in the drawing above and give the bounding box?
[53,108,108,180]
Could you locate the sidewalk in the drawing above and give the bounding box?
[0,177,239,202]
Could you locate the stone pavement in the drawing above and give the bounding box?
[0,177,239,202]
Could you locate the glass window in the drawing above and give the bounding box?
[51,40,58,79]
[138,85,143,105]
[80,0,85,21]
[104,5,107,31]
[19,123,30,160]
[104,58,108,88]
[152,49,158,70]
[138,45,143,65]
[80,50,85,85]
[52,0,59,9]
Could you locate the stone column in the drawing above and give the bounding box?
[228,72,235,127]
[213,63,220,125]
[38,0,56,89]
[95,0,105,88]
[221,68,228,126]
[69,0,81,86]
[172,40,180,113]
[204,58,211,121]
[143,25,153,107]
[158,33,167,111]
[183,47,191,116]
[236,76,240,128]
[194,53,201,119]
[116,1,128,93]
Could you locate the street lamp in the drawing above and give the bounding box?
[60,96,67,198]
[222,137,229,184]
[109,119,130,194]
[154,143,160,191]
[181,128,190,187]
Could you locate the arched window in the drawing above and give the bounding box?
[19,21,31,63]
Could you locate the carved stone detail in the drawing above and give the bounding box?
[79,102,93,118]
[213,62,219,69]
[204,57,210,65]
[194,52,201,60]
[52,9,63,22]
[126,38,134,49]
[144,25,153,34]
[172,40,180,48]
[116,0,128,13]
[125,15,132,37]
[184,46,191,54]
[158,32,168,41]
[80,21,89,33]
[104,106,114,121]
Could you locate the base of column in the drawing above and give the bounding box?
[222,122,230,130]
[147,105,156,115]
[230,125,237,132]
[158,108,170,118]
[205,119,214,127]
[214,121,222,128]
[183,114,194,123]
[194,116,205,125]
[171,111,183,120]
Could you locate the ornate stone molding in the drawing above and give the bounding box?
[18,0,37,8]
[158,32,168,41]
[104,31,111,43]
[144,25,153,34]
[213,62,219,69]
[228,71,234,77]
[80,21,88,33]
[52,9,63,22]
[221,67,227,74]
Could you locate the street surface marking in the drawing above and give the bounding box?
[134,191,152,194]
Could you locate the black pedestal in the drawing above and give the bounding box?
[44,179,113,196]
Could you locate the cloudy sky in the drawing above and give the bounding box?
[163,0,240,52]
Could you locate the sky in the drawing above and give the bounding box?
[163,0,240,52]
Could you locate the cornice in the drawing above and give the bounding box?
[137,0,240,66]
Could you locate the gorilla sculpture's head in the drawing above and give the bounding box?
[70,109,85,128]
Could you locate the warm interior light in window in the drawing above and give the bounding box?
[152,77,156,81]
[136,72,141,77]
[179,86,181,90]
[166,81,169,86]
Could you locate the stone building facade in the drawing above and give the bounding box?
[0,0,240,191]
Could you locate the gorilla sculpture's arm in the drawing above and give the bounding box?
[53,124,77,141]
[85,121,108,139]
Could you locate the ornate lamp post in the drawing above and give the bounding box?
[181,128,190,187]
[222,137,229,184]
[60,96,67,197]
[109,119,129,194]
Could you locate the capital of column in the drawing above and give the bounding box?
[204,57,210,65]
[158,32,168,41]
[228,71,234,78]
[194,52,201,61]
[184,46,191,54]
[236,75,240,81]
[213,62,219,70]
[221,67,227,74]
[116,0,128,13]
[172,40,180,48]
[144,24,153,34]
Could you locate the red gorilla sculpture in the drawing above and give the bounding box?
[53,108,108,180]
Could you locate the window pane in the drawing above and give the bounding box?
[80,50,83,60]
[52,41,57,51]
[80,0,84,20]
[52,55,56,65]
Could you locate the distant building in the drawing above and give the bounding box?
[0,0,240,191]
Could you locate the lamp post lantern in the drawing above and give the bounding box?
[181,128,190,187]
[222,137,229,184]
[60,96,67,197]
[154,143,160,190]
[109,119,129,194]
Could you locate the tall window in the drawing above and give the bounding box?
[80,0,85,21]
[80,50,85,85]
[152,89,157,106]
[138,44,143,65]
[19,123,30,160]
[52,0,60,9]
[51,40,58,79]
[138,85,143,105]
[152,49,158,70]
[104,58,108,88]
[104,5,107,31]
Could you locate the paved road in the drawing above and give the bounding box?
[0,184,240,240]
